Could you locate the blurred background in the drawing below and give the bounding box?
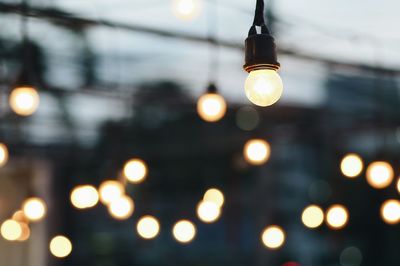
[0,0,399,266]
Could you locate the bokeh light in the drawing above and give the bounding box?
[1,219,22,241]
[340,153,363,178]
[196,201,221,223]
[108,195,134,220]
[366,161,394,189]
[397,178,400,194]
[123,158,148,183]
[301,205,324,229]
[99,180,125,205]
[9,86,40,116]
[243,139,271,165]
[70,185,99,209]
[172,220,196,244]
[49,235,73,258]
[197,93,227,122]
[22,197,47,222]
[261,225,285,249]
[203,188,224,208]
[17,222,30,242]
[340,246,363,266]
[236,106,260,131]
[12,210,29,224]
[380,199,400,225]
[136,216,160,239]
[326,205,349,229]
[171,0,201,21]
[0,143,9,167]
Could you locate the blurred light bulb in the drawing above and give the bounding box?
[137,216,160,239]
[301,205,324,229]
[0,143,9,167]
[108,195,134,220]
[243,139,271,165]
[123,158,148,183]
[99,180,124,205]
[172,220,196,243]
[22,197,47,222]
[171,0,201,20]
[49,235,72,258]
[203,188,224,208]
[366,161,394,189]
[261,225,285,249]
[326,205,349,230]
[197,93,227,122]
[245,69,283,107]
[17,222,30,242]
[9,86,39,116]
[70,185,99,209]
[12,210,29,224]
[197,201,221,223]
[340,153,363,178]
[1,219,22,241]
[380,199,400,225]
[397,178,400,194]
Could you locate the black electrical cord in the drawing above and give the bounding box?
[249,0,269,36]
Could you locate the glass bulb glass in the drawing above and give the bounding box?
[108,195,134,220]
[137,216,160,239]
[49,235,73,258]
[22,197,47,222]
[9,86,40,116]
[261,225,285,249]
[366,161,394,189]
[196,201,221,223]
[243,139,271,165]
[301,205,324,229]
[245,69,283,107]
[172,220,196,244]
[99,180,125,205]
[0,143,9,167]
[123,158,148,184]
[380,199,400,225]
[70,185,99,209]
[326,205,349,230]
[340,153,363,178]
[197,93,227,122]
[203,188,224,208]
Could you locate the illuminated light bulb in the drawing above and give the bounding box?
[123,158,148,184]
[261,225,285,249]
[326,205,349,230]
[1,219,22,241]
[136,216,160,239]
[197,93,227,122]
[9,86,40,116]
[243,139,271,165]
[17,222,30,242]
[99,180,125,205]
[108,195,134,220]
[12,210,29,224]
[203,188,224,208]
[171,0,201,21]
[397,178,400,194]
[301,205,324,229]
[0,143,9,167]
[70,185,99,209]
[380,199,400,225]
[49,235,72,258]
[366,161,394,189]
[340,153,363,178]
[172,220,196,244]
[196,201,221,223]
[245,70,283,107]
[22,197,47,222]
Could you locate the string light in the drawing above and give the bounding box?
[196,201,221,223]
[380,199,400,225]
[243,139,271,165]
[261,225,285,249]
[108,195,134,220]
[17,222,30,242]
[1,219,22,241]
[396,178,400,194]
[123,158,148,184]
[70,185,99,209]
[326,205,349,230]
[22,197,47,222]
[197,85,227,122]
[366,161,394,189]
[99,180,125,205]
[243,0,283,107]
[172,220,196,244]
[203,188,224,208]
[301,205,324,229]
[9,86,40,116]
[12,210,29,224]
[0,143,9,167]
[340,153,363,178]
[49,235,73,258]
[171,0,201,21]
[136,216,160,239]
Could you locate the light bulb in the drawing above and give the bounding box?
[261,225,285,249]
[17,222,30,242]
[197,93,227,122]
[108,195,134,220]
[301,205,324,229]
[380,199,400,225]
[22,197,47,222]
[171,0,201,21]
[196,201,221,223]
[172,220,196,244]
[99,180,125,205]
[9,86,40,116]
[123,158,148,184]
[12,210,29,224]
[50,235,73,258]
[1,219,22,241]
[0,143,9,167]
[340,153,363,178]
[137,216,160,239]
[366,161,394,189]
[326,205,349,230]
[203,188,224,208]
[397,178,400,194]
[245,69,283,107]
[70,185,99,209]
[243,139,271,165]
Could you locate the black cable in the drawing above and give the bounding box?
[207,0,219,86]
[252,0,265,26]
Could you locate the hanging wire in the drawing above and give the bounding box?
[207,0,219,87]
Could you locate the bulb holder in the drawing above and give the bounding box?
[243,31,280,73]
[14,68,33,88]
[207,83,218,94]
